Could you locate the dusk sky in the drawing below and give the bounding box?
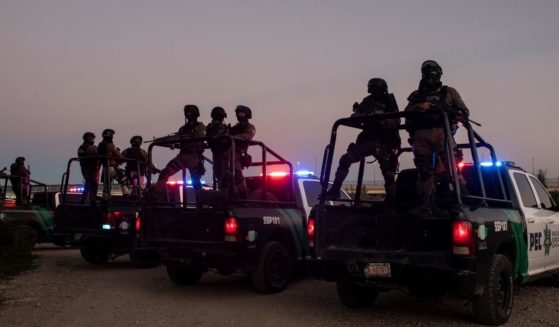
[1,1,559,184]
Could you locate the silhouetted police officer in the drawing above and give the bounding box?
[97,128,129,199]
[78,132,100,206]
[154,105,207,193]
[229,105,256,199]
[122,135,160,198]
[405,60,469,215]
[10,157,30,206]
[325,78,401,203]
[206,106,230,190]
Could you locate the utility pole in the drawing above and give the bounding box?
[532,157,535,175]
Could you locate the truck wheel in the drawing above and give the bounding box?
[80,247,110,265]
[166,264,205,286]
[336,281,379,308]
[251,241,291,293]
[11,225,37,253]
[472,254,513,325]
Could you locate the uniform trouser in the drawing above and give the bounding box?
[412,128,445,206]
[80,167,99,204]
[155,153,205,191]
[211,150,230,190]
[127,171,146,196]
[332,136,399,200]
[10,179,27,205]
[101,166,129,197]
[231,150,250,198]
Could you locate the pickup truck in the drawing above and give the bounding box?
[0,175,64,248]
[307,111,559,325]
[137,135,350,293]
[53,156,158,267]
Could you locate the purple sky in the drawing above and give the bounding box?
[1,1,559,183]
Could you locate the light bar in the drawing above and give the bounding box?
[166,180,206,185]
[295,170,314,177]
[480,161,502,167]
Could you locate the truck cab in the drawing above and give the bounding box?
[307,110,559,325]
[0,174,62,247]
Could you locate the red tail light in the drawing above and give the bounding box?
[453,221,475,256]
[224,217,239,242]
[307,218,315,247]
[135,213,141,235]
[102,211,124,230]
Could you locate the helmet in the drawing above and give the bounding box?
[211,106,227,120]
[15,157,25,164]
[102,129,115,138]
[421,60,443,76]
[235,105,252,119]
[367,78,388,94]
[82,132,95,143]
[183,104,200,118]
[130,135,143,147]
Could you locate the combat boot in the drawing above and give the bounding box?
[323,187,341,200]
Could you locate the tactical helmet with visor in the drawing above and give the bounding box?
[211,106,227,120]
[130,135,143,147]
[184,105,200,120]
[367,78,388,97]
[235,105,252,120]
[83,132,96,144]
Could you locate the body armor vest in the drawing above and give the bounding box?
[179,122,204,154]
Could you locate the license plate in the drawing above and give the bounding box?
[364,263,391,278]
[74,233,82,241]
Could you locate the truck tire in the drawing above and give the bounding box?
[472,254,513,325]
[80,246,110,265]
[251,241,290,293]
[336,281,379,308]
[10,225,37,253]
[166,264,204,286]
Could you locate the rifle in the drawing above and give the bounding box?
[433,103,482,127]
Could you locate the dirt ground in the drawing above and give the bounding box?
[1,244,559,326]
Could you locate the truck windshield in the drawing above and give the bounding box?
[303,180,351,207]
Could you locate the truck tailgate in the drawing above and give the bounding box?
[54,205,139,233]
[145,207,226,243]
[315,205,452,256]
[54,205,105,231]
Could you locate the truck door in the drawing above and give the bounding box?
[510,172,546,276]
[527,175,559,271]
